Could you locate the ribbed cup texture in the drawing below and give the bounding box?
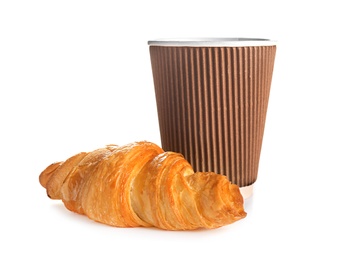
[150,45,276,187]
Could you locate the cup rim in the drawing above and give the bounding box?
[148,37,277,47]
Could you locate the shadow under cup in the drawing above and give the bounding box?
[148,38,277,199]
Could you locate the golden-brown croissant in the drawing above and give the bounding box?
[39,141,246,230]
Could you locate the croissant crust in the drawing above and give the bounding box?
[39,141,246,230]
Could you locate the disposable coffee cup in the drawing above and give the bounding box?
[148,38,277,199]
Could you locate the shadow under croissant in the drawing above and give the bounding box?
[49,201,247,233]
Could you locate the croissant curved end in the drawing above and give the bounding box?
[39,162,62,188]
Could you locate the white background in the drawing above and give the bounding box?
[1,1,337,259]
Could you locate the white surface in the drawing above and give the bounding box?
[1,1,337,259]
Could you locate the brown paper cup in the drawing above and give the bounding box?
[149,38,276,199]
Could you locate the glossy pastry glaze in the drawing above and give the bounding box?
[39,141,246,230]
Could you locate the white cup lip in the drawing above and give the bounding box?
[148,37,277,47]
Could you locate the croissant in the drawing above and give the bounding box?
[39,141,246,230]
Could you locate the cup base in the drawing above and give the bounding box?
[239,184,254,200]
